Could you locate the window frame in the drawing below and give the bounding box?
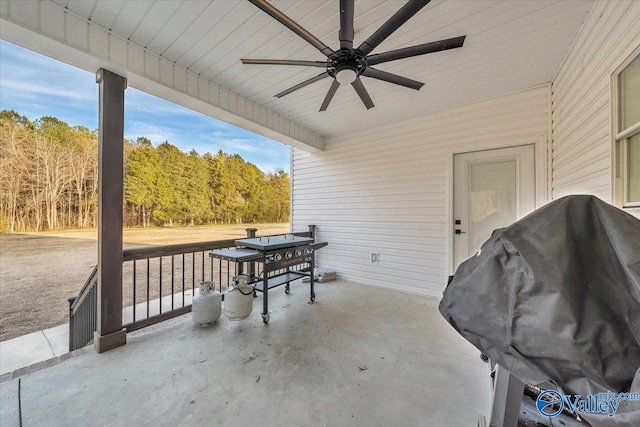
[612,45,640,210]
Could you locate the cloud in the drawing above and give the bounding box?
[0,39,290,173]
[0,78,96,102]
[125,121,182,145]
[218,138,265,154]
[126,89,209,118]
[0,40,98,127]
[0,40,96,101]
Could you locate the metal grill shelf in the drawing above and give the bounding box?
[253,271,308,292]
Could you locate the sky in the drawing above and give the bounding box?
[0,39,290,173]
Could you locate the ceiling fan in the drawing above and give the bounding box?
[242,0,466,111]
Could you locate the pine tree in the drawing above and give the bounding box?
[184,150,211,224]
[153,141,186,225]
[125,141,160,227]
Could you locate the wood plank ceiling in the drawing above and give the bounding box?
[51,0,594,138]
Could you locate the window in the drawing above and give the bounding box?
[614,50,640,207]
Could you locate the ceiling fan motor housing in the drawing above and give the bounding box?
[328,49,367,83]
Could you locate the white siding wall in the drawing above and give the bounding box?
[292,85,549,296]
[551,0,640,202]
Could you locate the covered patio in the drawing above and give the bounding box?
[1,280,491,426]
[1,0,639,425]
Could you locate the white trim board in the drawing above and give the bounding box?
[444,135,547,277]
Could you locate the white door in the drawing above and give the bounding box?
[453,145,536,270]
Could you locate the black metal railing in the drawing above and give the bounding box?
[122,226,314,332]
[67,226,316,351]
[67,265,98,351]
[122,238,237,332]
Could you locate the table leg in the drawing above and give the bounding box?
[262,255,269,323]
[310,256,315,303]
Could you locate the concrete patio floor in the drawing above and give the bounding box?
[0,280,491,426]
[0,323,69,376]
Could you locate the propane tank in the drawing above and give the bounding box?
[224,275,254,321]
[192,281,222,327]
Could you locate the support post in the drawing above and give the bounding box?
[490,365,524,427]
[245,228,257,279]
[94,69,127,353]
[67,296,76,352]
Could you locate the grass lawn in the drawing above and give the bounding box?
[0,223,289,341]
[34,223,291,245]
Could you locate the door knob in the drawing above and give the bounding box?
[455,229,466,234]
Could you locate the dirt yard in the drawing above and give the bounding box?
[0,224,289,341]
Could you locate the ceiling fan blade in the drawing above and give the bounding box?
[320,80,341,111]
[366,35,466,66]
[274,72,329,98]
[339,0,355,50]
[242,59,327,67]
[362,68,424,90]
[249,0,334,57]
[351,77,374,109]
[357,0,431,56]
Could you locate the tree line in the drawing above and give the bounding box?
[0,110,290,232]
